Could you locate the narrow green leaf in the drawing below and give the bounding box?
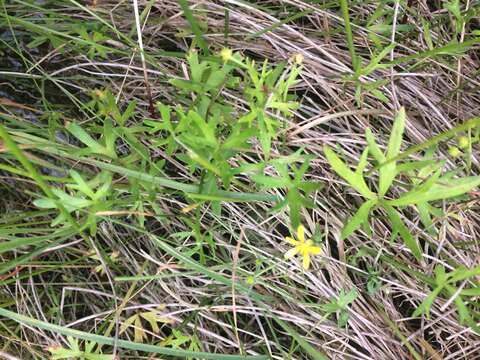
[355,148,370,175]
[374,116,480,171]
[449,266,480,282]
[251,175,289,189]
[0,228,74,255]
[365,128,385,163]
[324,146,375,198]
[379,107,406,195]
[0,308,264,360]
[387,108,406,160]
[412,287,443,318]
[341,199,376,240]
[178,0,209,55]
[69,170,95,199]
[66,122,106,155]
[362,44,396,76]
[388,176,480,206]
[77,159,279,202]
[103,118,117,158]
[460,288,480,296]
[384,204,422,260]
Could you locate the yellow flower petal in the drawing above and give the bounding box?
[297,225,305,243]
[309,246,322,255]
[285,236,298,246]
[303,253,311,270]
[284,247,300,260]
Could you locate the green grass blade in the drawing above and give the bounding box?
[0,227,75,254]
[374,117,480,172]
[81,159,278,202]
[246,9,313,40]
[0,308,266,360]
[339,0,358,71]
[179,0,209,55]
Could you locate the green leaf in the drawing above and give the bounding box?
[0,307,263,359]
[449,265,480,282]
[456,302,470,327]
[103,118,117,158]
[384,204,422,260]
[178,0,209,55]
[320,302,339,313]
[338,289,358,308]
[386,108,406,160]
[355,148,370,175]
[69,170,95,199]
[341,199,376,240]
[395,160,440,174]
[66,122,107,155]
[379,107,405,196]
[412,286,443,319]
[461,287,480,296]
[417,202,435,235]
[297,181,322,194]
[169,79,203,93]
[365,128,385,163]
[434,264,447,284]
[287,189,302,228]
[362,44,396,76]
[388,176,480,206]
[323,146,375,199]
[337,310,350,327]
[251,174,289,189]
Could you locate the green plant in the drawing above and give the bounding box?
[47,337,113,360]
[33,170,113,235]
[252,155,321,227]
[324,107,480,260]
[119,306,173,343]
[76,25,110,59]
[413,264,480,334]
[160,329,202,359]
[339,0,396,105]
[145,49,302,214]
[66,120,118,159]
[320,288,358,327]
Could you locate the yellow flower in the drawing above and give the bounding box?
[457,136,469,149]
[284,225,321,270]
[448,146,461,157]
[220,48,233,62]
[293,53,304,65]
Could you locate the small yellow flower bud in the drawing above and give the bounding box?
[448,146,461,157]
[457,136,469,149]
[94,89,106,99]
[293,53,304,65]
[220,48,233,62]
